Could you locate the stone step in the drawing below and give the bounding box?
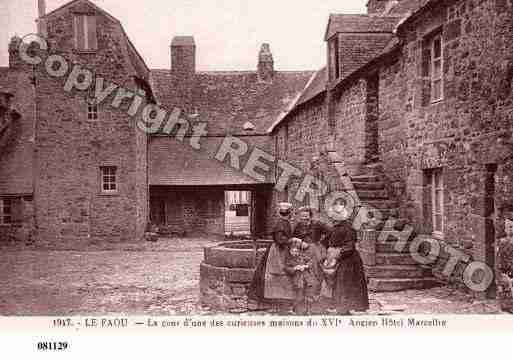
[368,277,441,292]
[352,181,386,190]
[365,265,432,279]
[356,163,384,175]
[374,230,416,243]
[376,253,418,266]
[361,200,397,210]
[374,208,400,218]
[376,241,412,253]
[371,218,410,231]
[356,189,389,200]
[351,174,381,183]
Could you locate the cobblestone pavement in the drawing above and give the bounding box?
[0,237,503,315]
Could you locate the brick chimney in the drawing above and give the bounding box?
[258,43,274,82]
[367,0,399,15]
[171,36,196,78]
[37,0,47,36]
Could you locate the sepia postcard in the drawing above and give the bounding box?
[1,0,513,356]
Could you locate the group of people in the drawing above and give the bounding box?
[249,201,370,315]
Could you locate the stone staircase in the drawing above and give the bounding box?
[351,163,440,292]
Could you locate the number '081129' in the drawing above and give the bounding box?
[37,342,69,351]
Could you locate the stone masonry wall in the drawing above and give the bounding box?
[332,79,368,174]
[272,96,329,211]
[34,2,148,241]
[150,187,225,235]
[376,0,513,284]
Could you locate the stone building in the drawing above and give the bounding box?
[149,38,312,236]
[1,0,512,293]
[0,0,311,241]
[270,0,513,292]
[1,0,151,242]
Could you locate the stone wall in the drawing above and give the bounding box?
[332,79,368,174]
[150,187,225,235]
[375,0,513,285]
[33,2,148,241]
[0,45,37,242]
[273,96,329,210]
[271,0,513,292]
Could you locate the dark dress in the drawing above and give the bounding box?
[328,220,369,313]
[248,216,293,302]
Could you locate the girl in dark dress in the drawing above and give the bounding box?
[326,203,369,315]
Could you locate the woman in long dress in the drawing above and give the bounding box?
[327,202,369,315]
[248,202,296,310]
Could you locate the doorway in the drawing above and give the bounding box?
[225,191,252,235]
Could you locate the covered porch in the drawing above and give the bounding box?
[149,184,273,237]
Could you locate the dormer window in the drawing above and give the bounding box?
[74,15,98,52]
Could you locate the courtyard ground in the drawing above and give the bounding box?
[0,236,503,315]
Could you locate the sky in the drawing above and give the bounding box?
[1,0,367,71]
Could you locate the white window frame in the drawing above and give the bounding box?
[431,169,444,238]
[431,34,443,102]
[100,166,118,194]
[0,198,13,225]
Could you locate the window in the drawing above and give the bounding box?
[100,166,117,193]
[87,102,98,120]
[0,198,12,225]
[74,15,98,51]
[431,169,444,237]
[422,31,443,103]
[431,35,443,102]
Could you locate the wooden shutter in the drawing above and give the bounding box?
[421,44,431,78]
[74,15,85,50]
[87,16,98,50]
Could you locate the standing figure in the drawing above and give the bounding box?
[284,238,317,314]
[326,201,369,315]
[249,202,298,311]
[292,206,332,308]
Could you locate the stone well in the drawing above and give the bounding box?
[200,240,271,312]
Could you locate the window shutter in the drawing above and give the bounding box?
[74,15,85,50]
[421,46,431,78]
[11,198,24,224]
[87,16,98,50]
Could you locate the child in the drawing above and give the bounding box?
[319,247,342,299]
[284,238,316,314]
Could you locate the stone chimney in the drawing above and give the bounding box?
[258,43,274,82]
[37,0,47,36]
[367,0,399,15]
[8,36,23,69]
[171,36,196,78]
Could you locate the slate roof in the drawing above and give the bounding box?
[325,14,402,40]
[150,70,314,136]
[296,67,327,107]
[387,0,428,15]
[149,136,275,186]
